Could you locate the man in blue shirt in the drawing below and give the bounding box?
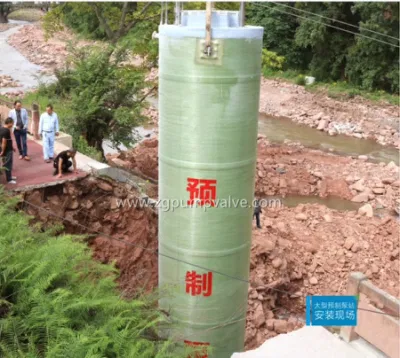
[8,100,30,161]
[39,104,59,163]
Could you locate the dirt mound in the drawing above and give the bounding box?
[108,138,159,181]
[22,177,158,297]
[246,203,399,348]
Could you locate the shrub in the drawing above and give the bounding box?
[295,74,306,86]
[261,49,286,71]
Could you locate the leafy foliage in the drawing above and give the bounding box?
[0,2,13,23]
[345,2,399,93]
[261,49,285,71]
[247,2,311,69]
[0,190,184,357]
[41,45,147,159]
[247,2,399,93]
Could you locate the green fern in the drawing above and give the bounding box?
[0,191,188,358]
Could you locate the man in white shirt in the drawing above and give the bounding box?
[39,104,59,163]
[8,100,30,161]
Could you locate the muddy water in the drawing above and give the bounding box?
[264,195,361,212]
[259,114,399,164]
[147,96,398,164]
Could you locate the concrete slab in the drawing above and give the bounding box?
[231,327,381,358]
[1,138,86,191]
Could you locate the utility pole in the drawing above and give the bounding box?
[239,2,245,27]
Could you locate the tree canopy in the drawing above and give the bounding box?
[247,2,399,93]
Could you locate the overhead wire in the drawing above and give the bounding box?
[252,2,400,49]
[271,1,400,42]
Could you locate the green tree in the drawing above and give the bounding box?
[346,2,399,92]
[0,2,13,23]
[0,190,185,357]
[294,2,358,81]
[52,45,148,159]
[44,2,158,43]
[246,2,310,69]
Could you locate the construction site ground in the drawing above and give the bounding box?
[2,22,400,352]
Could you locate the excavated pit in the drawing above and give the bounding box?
[19,173,399,350]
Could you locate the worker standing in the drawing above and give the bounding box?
[39,104,59,163]
[0,118,17,184]
[8,100,30,161]
[253,198,262,229]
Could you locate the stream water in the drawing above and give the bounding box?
[264,195,361,212]
[259,114,399,165]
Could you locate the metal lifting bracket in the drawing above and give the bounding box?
[204,1,213,57]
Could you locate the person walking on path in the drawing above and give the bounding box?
[8,100,30,161]
[253,198,262,229]
[0,118,17,184]
[53,148,79,178]
[39,104,59,163]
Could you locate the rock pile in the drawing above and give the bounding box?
[245,203,399,348]
[0,75,21,88]
[258,78,400,147]
[8,25,68,72]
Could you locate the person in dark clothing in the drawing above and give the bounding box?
[253,198,262,229]
[9,100,30,161]
[53,148,78,178]
[0,118,17,184]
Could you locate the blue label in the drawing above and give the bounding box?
[306,295,357,326]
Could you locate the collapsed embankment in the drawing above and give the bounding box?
[20,173,399,349]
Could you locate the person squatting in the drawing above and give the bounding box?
[1,103,79,185]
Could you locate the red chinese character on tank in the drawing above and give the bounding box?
[184,340,210,358]
[185,271,213,297]
[187,178,217,206]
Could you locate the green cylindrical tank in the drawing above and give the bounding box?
[158,10,263,357]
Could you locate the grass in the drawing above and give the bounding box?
[8,8,44,22]
[1,91,71,129]
[262,68,399,106]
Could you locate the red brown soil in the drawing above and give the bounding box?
[22,177,158,297]
[20,175,399,349]
[115,138,159,181]
[109,137,400,213]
